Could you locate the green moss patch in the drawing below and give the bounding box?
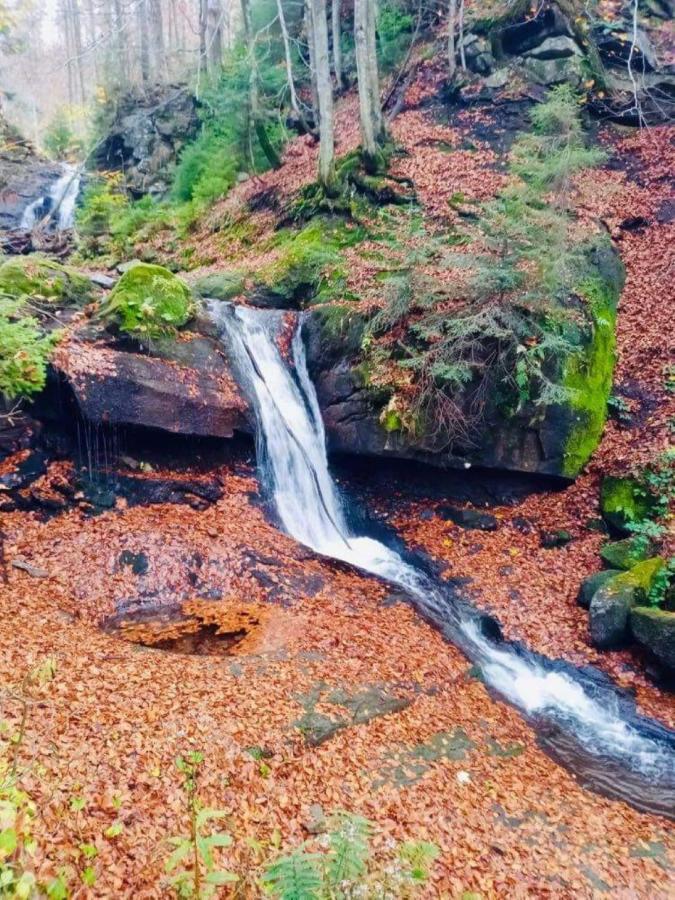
[193,271,245,301]
[600,538,653,570]
[254,218,364,308]
[98,263,194,339]
[561,263,623,477]
[600,475,657,534]
[0,255,94,304]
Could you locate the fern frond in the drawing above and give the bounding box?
[262,849,323,900]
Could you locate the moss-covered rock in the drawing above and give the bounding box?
[0,255,94,304]
[193,271,245,301]
[561,245,624,477]
[98,263,194,339]
[577,569,620,609]
[600,475,656,534]
[589,558,664,648]
[630,606,675,672]
[253,219,361,309]
[600,537,652,570]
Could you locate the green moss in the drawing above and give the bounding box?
[561,268,621,477]
[600,475,656,534]
[0,255,94,304]
[98,263,194,339]
[193,271,245,301]
[255,219,363,307]
[0,296,60,401]
[600,537,652,570]
[381,408,402,433]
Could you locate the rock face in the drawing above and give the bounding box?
[91,84,199,198]
[0,113,62,232]
[52,331,248,439]
[630,607,675,672]
[589,559,664,648]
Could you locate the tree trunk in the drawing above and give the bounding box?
[241,0,282,169]
[137,0,151,85]
[149,0,168,81]
[277,0,313,133]
[331,0,343,89]
[305,0,321,129]
[205,0,223,75]
[310,0,335,189]
[354,0,385,169]
[448,0,457,78]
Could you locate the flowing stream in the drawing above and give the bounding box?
[212,303,675,819]
[21,163,81,231]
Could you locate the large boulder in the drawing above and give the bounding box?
[52,331,248,439]
[0,255,94,304]
[91,84,199,199]
[577,569,621,610]
[589,558,664,649]
[303,242,624,479]
[600,537,651,570]
[630,607,675,672]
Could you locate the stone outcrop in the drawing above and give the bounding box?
[91,84,199,199]
[52,329,248,439]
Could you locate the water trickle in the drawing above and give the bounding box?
[212,302,675,818]
[21,163,81,231]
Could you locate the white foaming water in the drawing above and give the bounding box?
[21,164,81,231]
[216,303,675,786]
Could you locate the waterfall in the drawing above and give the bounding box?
[20,163,81,231]
[213,303,675,817]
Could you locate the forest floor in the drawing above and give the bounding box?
[2,66,675,899]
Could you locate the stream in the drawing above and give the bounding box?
[211,303,675,820]
[21,163,81,231]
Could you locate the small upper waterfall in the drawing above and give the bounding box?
[20,163,81,231]
[213,303,675,817]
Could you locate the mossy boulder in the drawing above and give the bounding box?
[99,263,194,339]
[0,255,94,304]
[193,271,245,302]
[630,606,675,672]
[600,537,651,570]
[600,475,656,535]
[589,558,664,648]
[577,569,621,609]
[560,244,624,477]
[253,219,359,309]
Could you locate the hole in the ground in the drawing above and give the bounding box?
[103,599,270,656]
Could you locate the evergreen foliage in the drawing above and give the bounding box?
[365,86,609,446]
[0,297,57,402]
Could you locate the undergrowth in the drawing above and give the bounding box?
[363,85,609,448]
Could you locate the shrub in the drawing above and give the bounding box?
[0,297,59,401]
[98,263,194,339]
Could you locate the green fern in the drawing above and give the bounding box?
[262,848,323,899]
[325,810,372,887]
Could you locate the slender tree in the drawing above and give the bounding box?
[277,0,310,131]
[241,0,282,168]
[354,0,385,170]
[331,0,343,89]
[448,0,457,78]
[309,0,335,188]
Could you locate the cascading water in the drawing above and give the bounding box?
[213,302,675,818]
[21,163,81,231]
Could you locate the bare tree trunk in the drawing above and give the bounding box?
[448,0,457,78]
[458,0,466,70]
[331,0,343,89]
[310,0,335,188]
[354,0,385,169]
[137,0,151,85]
[277,0,312,133]
[149,0,168,81]
[241,0,282,169]
[112,0,129,88]
[67,0,87,104]
[305,0,320,129]
[205,0,223,74]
